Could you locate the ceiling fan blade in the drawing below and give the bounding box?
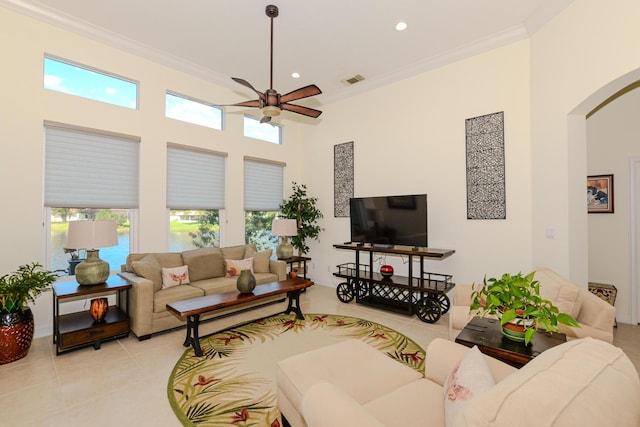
[227,99,261,108]
[231,77,266,101]
[280,84,322,103]
[281,103,323,118]
[260,116,272,124]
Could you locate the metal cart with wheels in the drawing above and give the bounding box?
[333,244,455,323]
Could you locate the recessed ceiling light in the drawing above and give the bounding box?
[291,72,300,78]
[395,21,408,31]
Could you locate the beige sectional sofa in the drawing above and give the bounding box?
[118,244,285,339]
[277,337,640,427]
[449,267,617,343]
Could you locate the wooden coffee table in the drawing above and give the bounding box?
[455,316,567,368]
[167,278,314,356]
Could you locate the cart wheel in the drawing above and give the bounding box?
[437,293,451,314]
[336,282,354,303]
[357,281,369,298]
[415,296,441,323]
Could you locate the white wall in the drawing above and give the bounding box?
[587,88,640,323]
[530,0,640,323]
[301,40,533,287]
[0,8,308,337]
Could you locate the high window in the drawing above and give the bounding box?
[43,56,138,109]
[244,157,285,252]
[167,145,226,251]
[243,116,282,144]
[44,124,139,274]
[165,92,223,130]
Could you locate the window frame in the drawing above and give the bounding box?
[165,91,224,130]
[43,54,139,110]
[243,115,283,144]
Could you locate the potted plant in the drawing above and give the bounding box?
[0,262,57,364]
[469,271,580,345]
[279,182,324,256]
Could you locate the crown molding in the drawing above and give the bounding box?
[1,0,232,88]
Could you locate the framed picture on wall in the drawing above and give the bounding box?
[587,174,614,213]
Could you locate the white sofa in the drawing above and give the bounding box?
[277,337,640,427]
[118,244,286,339]
[449,267,617,343]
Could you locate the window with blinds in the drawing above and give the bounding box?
[167,145,226,250]
[244,157,285,251]
[44,123,139,275]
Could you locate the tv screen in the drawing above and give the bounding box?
[350,194,428,247]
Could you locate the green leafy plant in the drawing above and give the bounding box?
[469,271,580,345]
[279,182,323,255]
[0,263,57,314]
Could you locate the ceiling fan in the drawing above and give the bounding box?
[225,4,322,123]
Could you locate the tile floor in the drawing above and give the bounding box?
[1,284,639,426]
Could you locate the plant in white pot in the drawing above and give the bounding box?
[469,271,580,345]
[0,262,57,364]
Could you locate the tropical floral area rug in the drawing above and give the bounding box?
[168,313,425,426]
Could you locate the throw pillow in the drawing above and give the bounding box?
[443,346,495,427]
[244,247,273,273]
[225,258,254,277]
[161,265,190,289]
[131,254,163,292]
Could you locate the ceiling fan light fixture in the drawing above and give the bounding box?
[262,105,281,117]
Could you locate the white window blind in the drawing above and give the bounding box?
[44,125,139,208]
[244,158,284,211]
[167,145,226,209]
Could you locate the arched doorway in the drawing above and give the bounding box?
[568,70,640,325]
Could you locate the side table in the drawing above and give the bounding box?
[455,317,567,368]
[52,275,131,355]
[279,256,311,279]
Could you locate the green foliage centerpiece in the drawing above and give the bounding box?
[469,271,579,345]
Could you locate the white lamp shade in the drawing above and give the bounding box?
[272,218,297,237]
[66,220,118,250]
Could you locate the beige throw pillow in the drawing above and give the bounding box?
[225,258,254,277]
[444,346,495,427]
[131,254,163,292]
[244,247,273,273]
[161,265,190,289]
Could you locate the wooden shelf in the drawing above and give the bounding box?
[52,276,131,355]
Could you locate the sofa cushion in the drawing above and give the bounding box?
[457,338,640,426]
[161,265,190,289]
[534,268,582,318]
[364,379,445,427]
[221,244,254,260]
[225,258,254,277]
[131,254,163,293]
[153,284,204,313]
[276,339,423,415]
[443,346,494,427]
[245,247,273,273]
[181,247,224,281]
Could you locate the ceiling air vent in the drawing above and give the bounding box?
[342,74,365,85]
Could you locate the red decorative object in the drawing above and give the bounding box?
[89,297,109,322]
[380,265,394,278]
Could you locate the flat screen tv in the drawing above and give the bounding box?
[349,194,428,248]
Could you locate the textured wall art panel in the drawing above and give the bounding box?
[334,141,354,217]
[466,112,506,219]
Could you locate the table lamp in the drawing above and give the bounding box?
[66,220,118,285]
[271,218,297,259]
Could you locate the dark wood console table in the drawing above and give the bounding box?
[333,244,455,323]
[455,317,567,368]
